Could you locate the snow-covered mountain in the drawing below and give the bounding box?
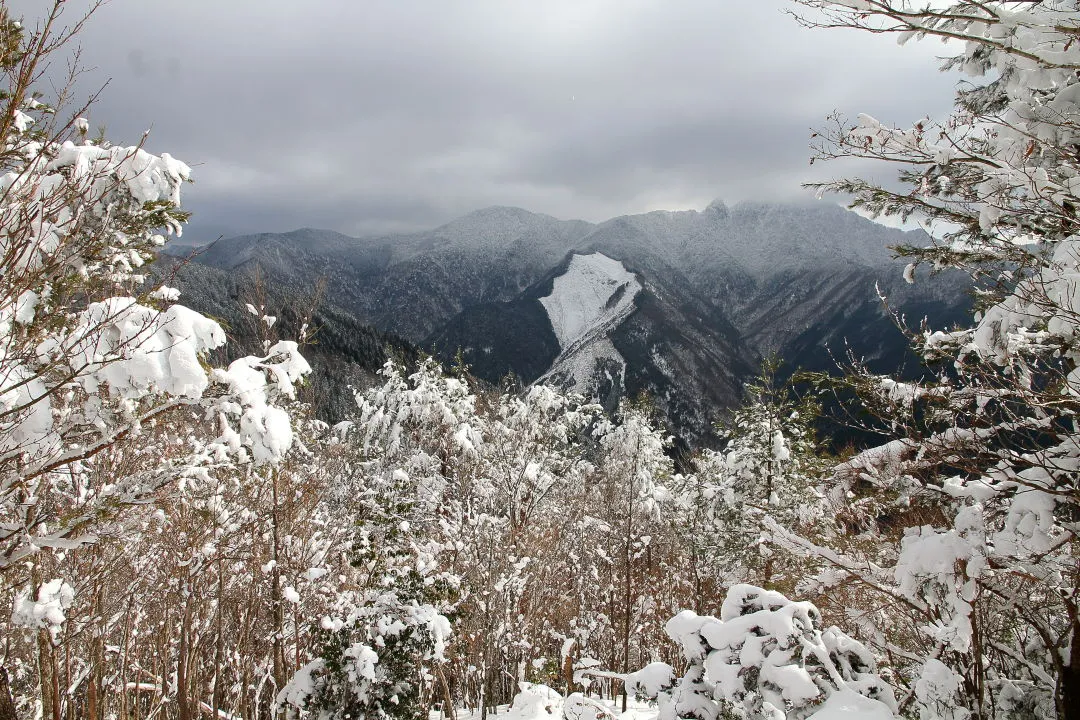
[177,200,970,445]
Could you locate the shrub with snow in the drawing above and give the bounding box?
[629,585,895,720]
[0,6,310,716]
[277,590,451,720]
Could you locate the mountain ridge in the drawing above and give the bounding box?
[173,200,969,445]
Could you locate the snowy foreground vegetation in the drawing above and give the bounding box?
[5,1,1080,719]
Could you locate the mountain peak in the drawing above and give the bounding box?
[704,198,729,217]
[460,206,551,222]
[426,206,595,253]
[283,227,357,242]
[434,206,563,236]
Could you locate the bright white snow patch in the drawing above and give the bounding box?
[537,253,641,394]
[11,579,75,641]
[806,689,897,720]
[502,683,564,720]
[541,253,639,349]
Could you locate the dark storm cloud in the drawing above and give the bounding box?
[10,0,958,238]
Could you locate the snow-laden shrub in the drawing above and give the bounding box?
[627,585,896,720]
[277,590,451,720]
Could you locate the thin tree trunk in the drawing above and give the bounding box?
[213,559,225,715]
[1060,623,1080,720]
[178,573,194,720]
[37,629,60,720]
[437,665,456,720]
[87,636,101,720]
[621,494,633,704]
[271,470,286,695]
[29,564,60,720]
[88,583,104,720]
[0,666,18,720]
[120,592,135,720]
[480,664,488,720]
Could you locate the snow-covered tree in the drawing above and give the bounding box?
[0,4,309,715]
[0,4,309,560]
[272,360,462,719]
[781,2,1080,718]
[588,402,677,685]
[626,585,895,720]
[277,587,453,720]
[307,361,694,711]
[689,359,826,591]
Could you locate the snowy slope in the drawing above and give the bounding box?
[541,253,640,348]
[537,253,641,394]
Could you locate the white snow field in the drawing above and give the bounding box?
[537,253,641,393]
[430,683,894,720]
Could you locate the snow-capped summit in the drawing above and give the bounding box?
[425,206,592,254]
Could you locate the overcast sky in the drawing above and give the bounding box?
[15,0,958,241]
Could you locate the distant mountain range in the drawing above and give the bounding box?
[163,200,970,446]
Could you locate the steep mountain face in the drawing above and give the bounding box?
[183,201,970,445]
[151,256,419,423]
[184,208,595,341]
[537,253,642,394]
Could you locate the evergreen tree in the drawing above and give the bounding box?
[778,2,1080,717]
[690,359,826,590]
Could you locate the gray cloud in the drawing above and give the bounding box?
[12,0,958,239]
